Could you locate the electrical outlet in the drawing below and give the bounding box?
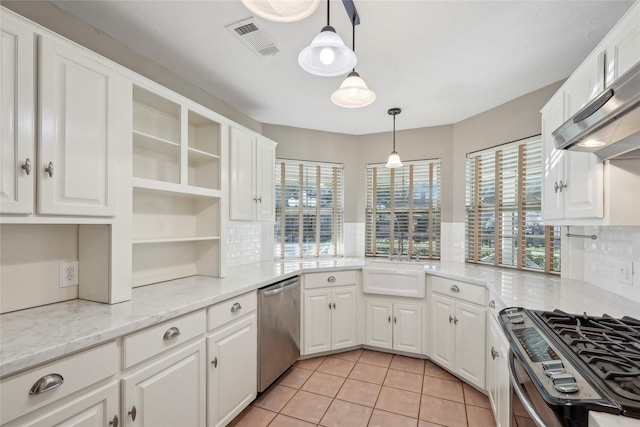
[614,260,633,286]
[59,261,79,288]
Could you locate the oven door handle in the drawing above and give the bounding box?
[508,351,547,427]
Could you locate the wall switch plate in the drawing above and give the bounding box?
[59,261,79,288]
[615,260,633,286]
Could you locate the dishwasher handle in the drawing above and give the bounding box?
[262,277,300,297]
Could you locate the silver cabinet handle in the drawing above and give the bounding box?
[44,162,54,177]
[109,415,119,427]
[253,196,258,202]
[393,316,397,324]
[327,275,336,283]
[450,284,460,293]
[449,315,453,323]
[212,357,218,368]
[128,406,137,421]
[554,181,559,193]
[388,316,391,323]
[163,327,180,341]
[257,196,262,203]
[231,302,242,313]
[22,158,32,175]
[454,317,459,324]
[29,373,64,394]
[491,347,499,360]
[332,302,336,309]
[328,303,332,309]
[489,300,495,308]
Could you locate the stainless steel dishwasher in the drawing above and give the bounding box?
[258,275,300,392]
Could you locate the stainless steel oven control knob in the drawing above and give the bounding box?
[542,360,565,377]
[509,315,525,325]
[551,373,579,393]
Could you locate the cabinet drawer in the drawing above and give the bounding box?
[304,271,357,289]
[0,341,117,425]
[432,277,486,305]
[207,291,257,331]
[123,310,206,369]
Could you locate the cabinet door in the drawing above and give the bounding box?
[39,37,122,216]
[393,303,422,354]
[495,322,511,427]
[122,340,206,427]
[541,94,565,222]
[256,137,275,221]
[331,286,357,350]
[563,52,605,119]
[208,314,257,427]
[0,15,34,214]
[365,300,392,349]
[486,315,501,424]
[5,382,119,427]
[229,127,256,221]
[431,295,455,371]
[605,3,640,85]
[564,151,603,219]
[455,301,486,389]
[303,289,332,354]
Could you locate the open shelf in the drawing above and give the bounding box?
[131,84,223,287]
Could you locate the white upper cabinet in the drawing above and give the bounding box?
[0,14,34,215]
[38,36,126,216]
[605,2,640,86]
[229,127,276,221]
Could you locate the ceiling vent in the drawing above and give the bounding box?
[226,17,280,57]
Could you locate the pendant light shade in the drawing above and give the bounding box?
[331,21,375,108]
[298,1,356,77]
[385,108,403,169]
[331,71,376,107]
[241,0,321,23]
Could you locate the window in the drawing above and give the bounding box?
[274,160,344,258]
[365,160,441,258]
[465,136,561,272]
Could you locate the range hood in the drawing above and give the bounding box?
[553,60,640,159]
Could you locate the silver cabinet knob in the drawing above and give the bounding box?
[163,327,180,341]
[29,373,64,394]
[21,158,32,175]
[393,316,397,324]
[491,347,499,360]
[388,316,391,323]
[332,302,336,309]
[554,180,567,193]
[449,315,453,323]
[44,162,54,177]
[257,196,262,203]
[128,406,137,421]
[212,357,218,368]
[327,275,336,282]
[109,415,119,427]
[231,302,242,313]
[454,317,459,324]
[489,300,495,308]
[450,284,460,293]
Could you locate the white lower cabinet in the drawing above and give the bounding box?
[121,339,207,427]
[303,286,357,355]
[365,299,422,354]
[431,281,486,389]
[486,314,511,427]
[4,382,119,427]
[207,313,257,427]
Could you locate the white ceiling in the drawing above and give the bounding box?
[51,0,634,135]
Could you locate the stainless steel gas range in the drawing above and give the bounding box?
[499,307,640,426]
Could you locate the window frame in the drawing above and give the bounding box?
[465,136,560,273]
[274,158,344,259]
[365,159,442,259]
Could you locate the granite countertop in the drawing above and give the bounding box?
[2,257,639,378]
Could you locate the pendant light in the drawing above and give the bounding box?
[385,108,403,168]
[298,0,357,77]
[331,21,376,108]
[241,0,321,23]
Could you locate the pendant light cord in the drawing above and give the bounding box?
[393,114,396,152]
[351,21,356,72]
[327,0,330,26]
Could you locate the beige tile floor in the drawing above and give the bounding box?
[230,349,532,427]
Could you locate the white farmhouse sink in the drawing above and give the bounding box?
[362,262,426,298]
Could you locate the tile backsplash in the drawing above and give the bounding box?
[565,226,640,304]
[225,222,264,268]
